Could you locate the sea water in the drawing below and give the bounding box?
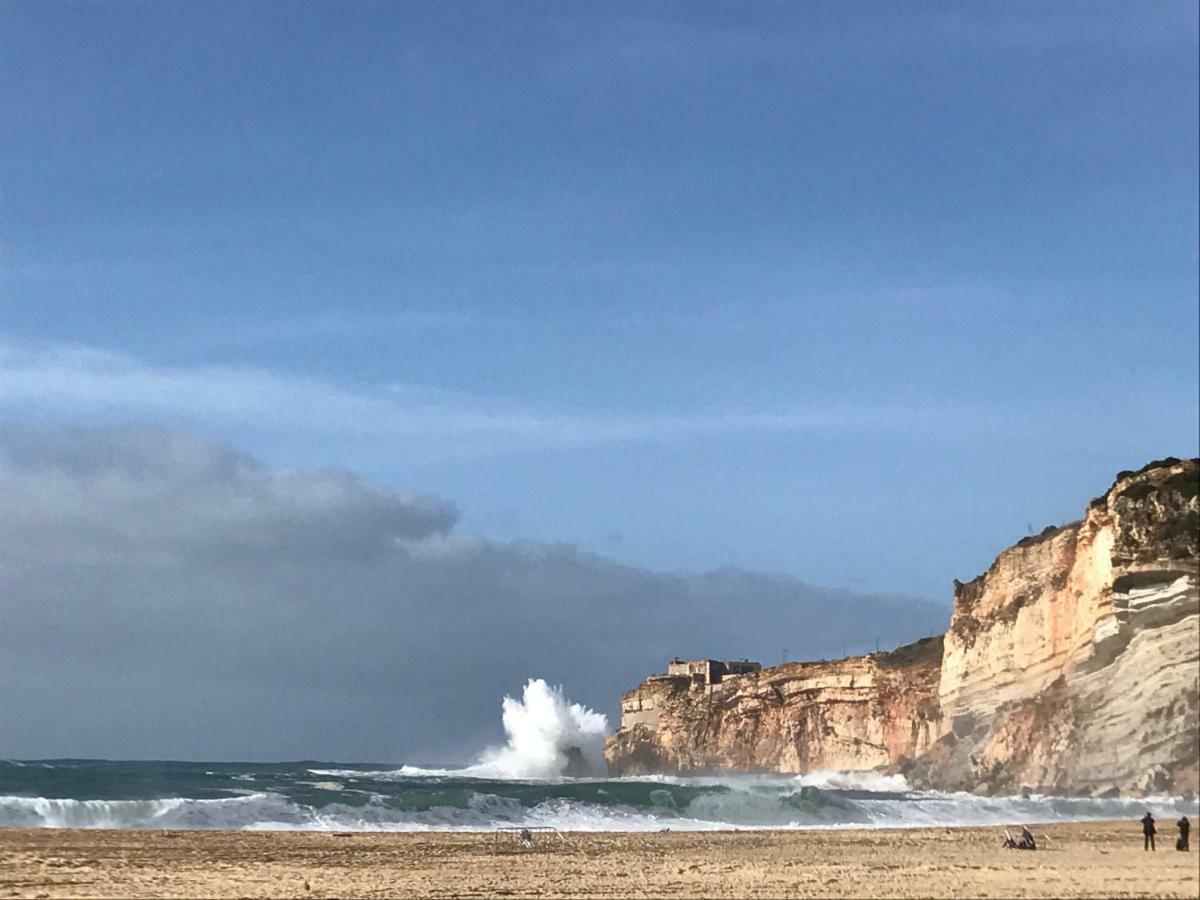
[3,761,1196,832]
[3,680,1195,832]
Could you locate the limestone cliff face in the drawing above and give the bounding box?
[919,457,1199,795]
[605,637,944,776]
[605,458,1200,796]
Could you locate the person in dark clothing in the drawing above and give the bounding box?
[1141,812,1156,851]
[1177,816,1190,852]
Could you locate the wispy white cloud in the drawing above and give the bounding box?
[0,337,949,456]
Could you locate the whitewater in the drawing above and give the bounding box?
[3,680,1196,832]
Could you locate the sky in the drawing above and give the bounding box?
[1,2,1197,760]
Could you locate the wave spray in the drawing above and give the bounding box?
[474,678,609,778]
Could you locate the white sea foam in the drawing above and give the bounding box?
[0,794,284,829]
[307,680,609,782]
[795,770,912,792]
[2,782,1195,832]
[469,678,608,779]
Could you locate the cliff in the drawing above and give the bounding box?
[916,456,1200,795]
[605,458,1200,796]
[605,636,944,776]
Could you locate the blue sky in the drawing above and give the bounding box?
[4,1,1198,601]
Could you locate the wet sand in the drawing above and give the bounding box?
[1,820,1196,899]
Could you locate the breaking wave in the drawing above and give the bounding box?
[312,678,609,781]
[795,770,912,792]
[2,776,1195,832]
[471,678,608,779]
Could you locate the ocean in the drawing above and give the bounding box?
[2,759,1196,832]
[5,681,1195,832]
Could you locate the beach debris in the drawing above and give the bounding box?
[494,825,565,850]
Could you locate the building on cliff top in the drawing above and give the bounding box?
[665,658,761,685]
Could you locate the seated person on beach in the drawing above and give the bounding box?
[1002,827,1036,850]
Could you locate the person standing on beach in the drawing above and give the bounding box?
[1141,812,1156,851]
[1177,816,1190,851]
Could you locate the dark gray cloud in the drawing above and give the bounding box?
[0,426,947,762]
[0,427,457,566]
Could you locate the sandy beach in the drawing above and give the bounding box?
[1,820,1196,899]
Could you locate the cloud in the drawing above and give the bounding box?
[0,426,457,567]
[0,338,934,457]
[0,425,947,761]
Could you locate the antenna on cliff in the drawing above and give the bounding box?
[781,648,789,664]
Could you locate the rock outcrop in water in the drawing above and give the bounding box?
[605,458,1200,796]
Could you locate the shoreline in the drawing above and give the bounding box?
[2,819,1197,898]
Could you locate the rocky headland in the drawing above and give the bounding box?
[605,457,1200,796]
